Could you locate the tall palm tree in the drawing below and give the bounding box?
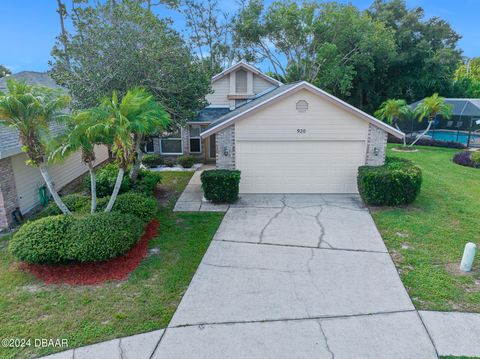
[375,99,411,146]
[411,93,453,147]
[126,88,169,182]
[50,109,112,213]
[0,79,72,215]
[97,88,170,212]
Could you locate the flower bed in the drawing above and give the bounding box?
[19,219,159,285]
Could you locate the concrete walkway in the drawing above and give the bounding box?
[173,165,229,212]
[43,192,480,358]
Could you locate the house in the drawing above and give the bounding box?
[0,72,109,230]
[154,62,403,193]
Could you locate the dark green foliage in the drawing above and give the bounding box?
[133,170,162,195]
[201,170,241,203]
[9,216,75,264]
[85,163,132,197]
[9,212,144,264]
[142,154,164,168]
[68,212,144,262]
[177,155,197,168]
[110,192,158,222]
[358,157,422,206]
[41,194,90,217]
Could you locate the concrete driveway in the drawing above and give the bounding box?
[154,194,437,358]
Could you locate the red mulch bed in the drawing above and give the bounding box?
[19,219,159,286]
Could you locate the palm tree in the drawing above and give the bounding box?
[411,93,453,147]
[0,79,72,215]
[97,89,170,212]
[375,99,411,146]
[126,88,169,182]
[50,109,112,213]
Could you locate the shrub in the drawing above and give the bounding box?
[132,170,162,195]
[9,215,75,264]
[142,154,164,168]
[41,194,90,217]
[111,192,158,222]
[388,135,466,149]
[453,151,480,168]
[84,163,132,197]
[201,169,241,203]
[164,158,176,167]
[177,155,197,169]
[357,157,422,206]
[68,212,144,262]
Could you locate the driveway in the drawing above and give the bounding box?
[153,194,438,358]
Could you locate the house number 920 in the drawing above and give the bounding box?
[297,129,306,134]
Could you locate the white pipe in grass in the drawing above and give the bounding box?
[460,242,477,272]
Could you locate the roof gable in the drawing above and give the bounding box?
[201,81,404,139]
[211,61,282,87]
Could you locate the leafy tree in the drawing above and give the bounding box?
[234,0,396,111]
[452,58,480,98]
[0,65,11,78]
[454,57,480,81]
[368,0,462,104]
[0,80,72,214]
[375,99,411,146]
[411,93,453,146]
[50,0,210,125]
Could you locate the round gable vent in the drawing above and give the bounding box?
[296,100,308,113]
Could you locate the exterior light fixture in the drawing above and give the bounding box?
[223,146,229,156]
[373,147,379,156]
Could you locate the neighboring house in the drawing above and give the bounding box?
[0,72,109,230]
[199,70,403,194]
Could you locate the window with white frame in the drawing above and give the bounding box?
[160,129,183,155]
[189,125,201,153]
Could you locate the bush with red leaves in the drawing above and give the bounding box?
[19,220,159,286]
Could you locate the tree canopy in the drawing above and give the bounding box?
[0,65,11,78]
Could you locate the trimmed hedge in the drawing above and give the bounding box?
[453,151,480,168]
[85,163,131,197]
[109,192,158,222]
[68,212,144,262]
[133,170,162,195]
[388,135,466,149]
[9,215,75,264]
[142,154,164,168]
[177,155,197,169]
[357,157,422,206]
[201,169,241,203]
[9,212,144,264]
[41,194,90,217]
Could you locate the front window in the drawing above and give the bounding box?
[160,129,183,155]
[143,137,155,153]
[189,125,201,153]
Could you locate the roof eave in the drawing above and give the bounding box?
[211,62,283,87]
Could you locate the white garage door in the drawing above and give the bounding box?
[236,140,365,193]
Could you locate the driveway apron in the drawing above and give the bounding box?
[153,194,438,359]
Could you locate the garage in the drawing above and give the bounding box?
[201,81,404,194]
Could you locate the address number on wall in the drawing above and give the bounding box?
[297,129,306,134]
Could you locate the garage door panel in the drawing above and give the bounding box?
[236,140,365,194]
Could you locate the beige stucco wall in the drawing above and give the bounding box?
[11,145,109,214]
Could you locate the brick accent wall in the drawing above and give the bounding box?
[0,158,20,230]
[366,124,388,166]
[216,125,235,169]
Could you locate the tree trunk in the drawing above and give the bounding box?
[394,124,406,146]
[39,164,71,215]
[410,121,433,147]
[87,161,97,213]
[105,168,124,212]
[129,134,143,182]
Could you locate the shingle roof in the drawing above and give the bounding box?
[189,107,231,123]
[410,98,480,117]
[0,72,66,159]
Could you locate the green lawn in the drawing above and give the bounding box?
[372,145,480,312]
[0,171,224,358]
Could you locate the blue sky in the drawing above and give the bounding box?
[1,0,479,73]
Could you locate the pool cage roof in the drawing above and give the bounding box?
[410,98,480,118]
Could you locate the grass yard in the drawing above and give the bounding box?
[0,171,224,358]
[372,145,480,312]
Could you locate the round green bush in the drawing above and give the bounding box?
[68,212,144,262]
[357,157,422,206]
[177,155,197,169]
[84,163,131,197]
[41,194,90,217]
[112,192,158,222]
[9,215,75,264]
[142,154,164,168]
[201,169,241,203]
[132,170,162,195]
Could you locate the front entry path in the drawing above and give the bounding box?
[44,193,480,358]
